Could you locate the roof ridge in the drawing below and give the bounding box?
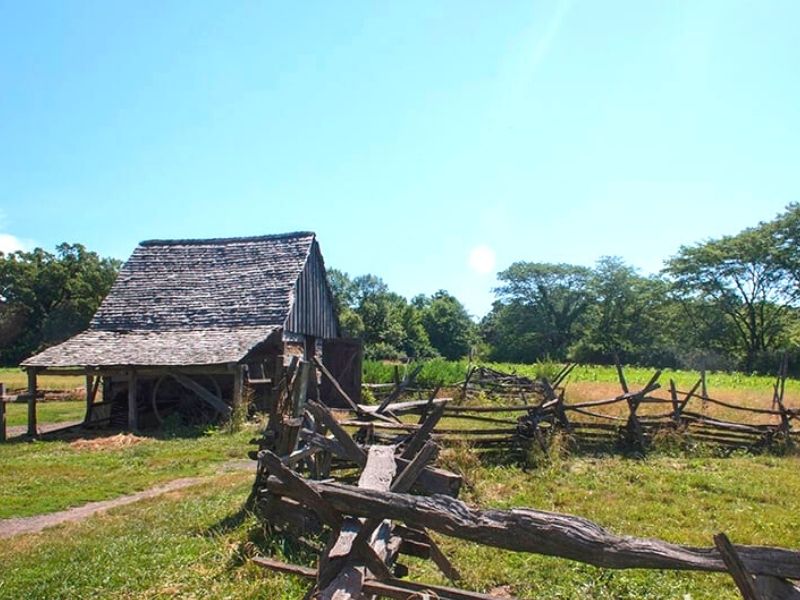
[140,231,316,247]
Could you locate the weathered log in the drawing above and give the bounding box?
[264,476,800,579]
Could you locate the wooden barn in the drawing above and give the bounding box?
[21,232,361,433]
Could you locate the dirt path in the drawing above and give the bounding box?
[5,420,83,439]
[0,459,255,539]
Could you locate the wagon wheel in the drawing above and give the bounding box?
[151,375,223,425]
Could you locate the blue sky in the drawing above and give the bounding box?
[1,1,798,318]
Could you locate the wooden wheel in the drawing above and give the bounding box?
[151,374,223,425]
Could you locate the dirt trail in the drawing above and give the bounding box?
[5,420,83,439]
[0,459,255,540]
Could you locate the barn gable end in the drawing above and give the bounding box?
[285,240,339,340]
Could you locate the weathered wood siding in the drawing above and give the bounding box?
[285,241,339,339]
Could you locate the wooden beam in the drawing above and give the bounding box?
[714,533,762,600]
[298,428,461,497]
[127,369,138,431]
[169,372,232,417]
[401,401,447,460]
[264,477,800,579]
[232,365,244,410]
[319,445,397,597]
[83,375,100,424]
[258,450,341,527]
[306,401,367,466]
[312,357,361,414]
[27,368,38,437]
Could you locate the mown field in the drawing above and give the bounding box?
[1,361,798,599]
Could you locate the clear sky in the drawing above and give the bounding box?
[1,1,798,318]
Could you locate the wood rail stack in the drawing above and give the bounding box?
[249,359,800,599]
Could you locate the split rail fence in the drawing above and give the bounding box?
[247,358,800,599]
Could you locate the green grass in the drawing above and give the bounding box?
[0,367,84,393]
[363,358,799,394]
[2,450,799,598]
[0,473,312,600]
[4,400,86,428]
[0,425,256,518]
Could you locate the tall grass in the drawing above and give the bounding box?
[362,359,799,393]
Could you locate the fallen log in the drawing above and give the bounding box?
[264,476,800,580]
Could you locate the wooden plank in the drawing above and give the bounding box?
[714,532,762,600]
[319,445,397,598]
[393,524,462,582]
[393,441,438,493]
[258,450,341,527]
[306,401,367,466]
[376,364,423,413]
[313,357,361,414]
[264,476,800,579]
[298,429,461,496]
[401,400,447,459]
[170,372,232,417]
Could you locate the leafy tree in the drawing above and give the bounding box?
[326,268,364,337]
[0,243,120,365]
[489,262,593,361]
[665,219,800,371]
[414,290,476,360]
[326,270,436,359]
[572,257,676,365]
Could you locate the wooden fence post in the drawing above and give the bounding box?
[27,368,38,437]
[701,369,708,412]
[0,382,5,442]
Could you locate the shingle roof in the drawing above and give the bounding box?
[22,327,279,368]
[22,232,316,368]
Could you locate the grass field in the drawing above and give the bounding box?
[0,425,255,518]
[1,360,799,598]
[0,367,84,393]
[4,399,86,428]
[363,358,800,395]
[1,445,798,599]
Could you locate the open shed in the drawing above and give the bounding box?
[20,231,360,433]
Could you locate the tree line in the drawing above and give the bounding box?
[1,204,799,373]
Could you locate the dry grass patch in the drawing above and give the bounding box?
[69,433,146,451]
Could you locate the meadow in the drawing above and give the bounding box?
[1,361,798,599]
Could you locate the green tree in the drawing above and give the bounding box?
[0,243,120,365]
[489,262,593,361]
[665,218,799,371]
[326,270,436,359]
[414,290,476,360]
[572,257,675,365]
[326,268,364,338]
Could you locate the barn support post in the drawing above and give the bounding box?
[128,369,138,431]
[233,365,245,410]
[27,368,38,437]
[0,382,6,442]
[83,374,99,424]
